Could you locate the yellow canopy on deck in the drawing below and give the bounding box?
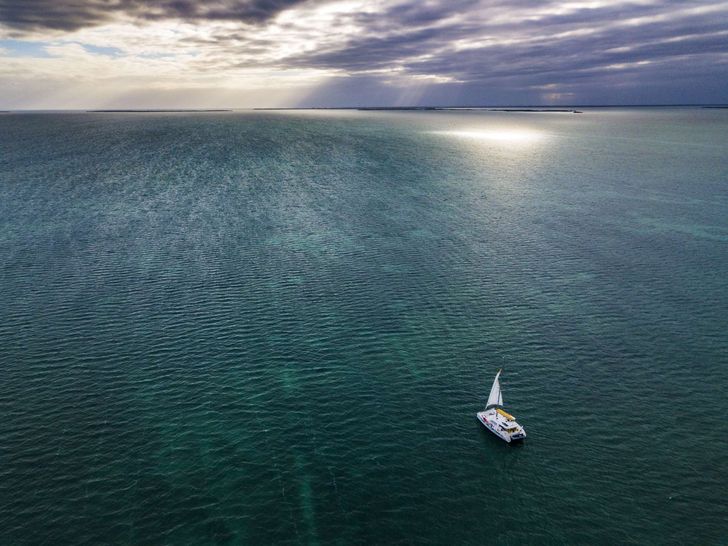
[496,408,515,420]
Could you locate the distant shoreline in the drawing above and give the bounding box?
[254,104,728,110]
[364,107,583,113]
[87,109,233,113]
[254,107,584,113]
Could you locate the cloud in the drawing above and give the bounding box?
[0,0,312,32]
[1,0,728,107]
[283,0,728,103]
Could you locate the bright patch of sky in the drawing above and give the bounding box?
[0,39,51,57]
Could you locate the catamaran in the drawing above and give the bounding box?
[476,369,526,443]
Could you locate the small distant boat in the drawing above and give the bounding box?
[477,369,526,443]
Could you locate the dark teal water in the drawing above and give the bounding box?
[1,109,727,545]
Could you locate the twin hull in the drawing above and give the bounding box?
[476,411,526,443]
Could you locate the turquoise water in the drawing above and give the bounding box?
[1,109,727,544]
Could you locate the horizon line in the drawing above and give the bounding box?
[2,103,728,113]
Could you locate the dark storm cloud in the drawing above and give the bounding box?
[282,0,728,104]
[287,1,728,76]
[0,0,309,31]
[397,22,728,84]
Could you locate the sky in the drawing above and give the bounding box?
[1,0,727,108]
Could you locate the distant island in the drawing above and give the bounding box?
[357,107,582,113]
[254,107,583,113]
[87,109,232,113]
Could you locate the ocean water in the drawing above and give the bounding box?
[1,108,727,545]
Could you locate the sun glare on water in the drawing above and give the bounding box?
[432,128,545,144]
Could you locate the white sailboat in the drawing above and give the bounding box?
[476,369,526,443]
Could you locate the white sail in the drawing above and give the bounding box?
[486,369,502,408]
